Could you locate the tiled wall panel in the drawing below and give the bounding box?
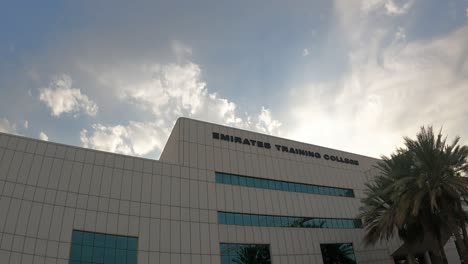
[0,118,455,264]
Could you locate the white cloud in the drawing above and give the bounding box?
[302,48,310,57]
[39,74,98,117]
[39,132,49,141]
[80,121,168,156]
[0,118,18,134]
[80,59,282,157]
[360,0,386,12]
[359,0,413,15]
[393,27,406,42]
[286,14,468,157]
[255,107,282,135]
[384,0,414,15]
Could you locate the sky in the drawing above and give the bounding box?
[1,0,467,159]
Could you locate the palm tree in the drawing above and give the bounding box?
[360,151,424,264]
[400,127,468,263]
[360,126,468,264]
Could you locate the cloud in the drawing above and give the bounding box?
[0,118,18,134]
[302,48,310,57]
[80,59,282,157]
[23,120,29,129]
[359,0,413,15]
[255,107,282,135]
[384,0,414,15]
[80,121,167,156]
[39,132,49,141]
[39,74,98,117]
[286,13,468,157]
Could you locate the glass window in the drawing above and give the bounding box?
[320,243,357,264]
[280,216,290,227]
[266,215,276,227]
[268,180,276,190]
[225,213,235,225]
[242,214,252,226]
[259,215,268,226]
[354,219,363,228]
[338,188,345,196]
[317,186,325,195]
[93,247,105,263]
[254,178,263,189]
[220,243,272,264]
[246,177,256,187]
[83,232,94,245]
[231,175,240,185]
[218,212,227,224]
[294,184,301,192]
[272,216,281,227]
[274,181,282,190]
[321,187,331,196]
[215,172,354,198]
[251,214,260,226]
[280,181,289,191]
[72,231,83,245]
[238,176,247,186]
[216,173,225,184]
[218,212,362,230]
[224,174,232,184]
[116,236,128,249]
[260,179,269,189]
[311,185,319,194]
[234,213,244,225]
[336,219,344,229]
[70,230,137,264]
[94,233,105,247]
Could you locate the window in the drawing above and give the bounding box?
[70,230,137,264]
[220,243,271,264]
[215,172,354,198]
[218,212,362,229]
[320,243,357,264]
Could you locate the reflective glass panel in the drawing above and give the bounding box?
[215,172,354,198]
[218,212,362,229]
[70,230,137,264]
[220,243,271,264]
[320,243,357,264]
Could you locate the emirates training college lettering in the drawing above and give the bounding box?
[212,132,359,166]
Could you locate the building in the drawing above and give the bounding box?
[0,117,462,264]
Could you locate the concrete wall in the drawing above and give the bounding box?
[0,117,436,263]
[0,132,220,264]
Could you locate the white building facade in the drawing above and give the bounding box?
[0,117,461,264]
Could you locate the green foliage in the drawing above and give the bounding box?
[360,126,468,247]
